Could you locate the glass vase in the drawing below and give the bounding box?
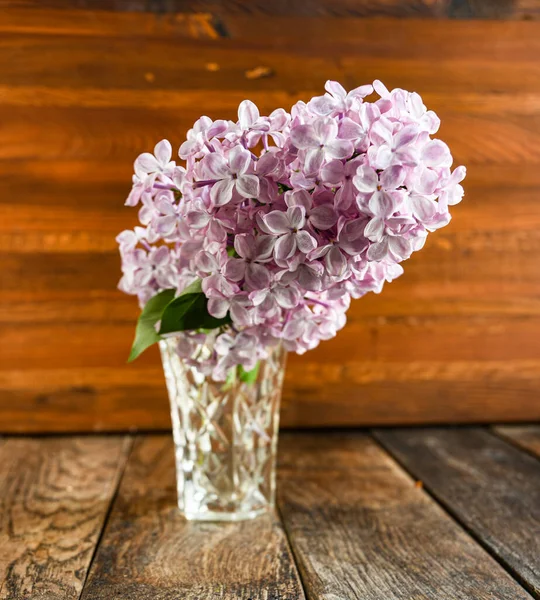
[159,335,287,522]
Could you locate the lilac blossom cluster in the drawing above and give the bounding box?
[117,80,465,379]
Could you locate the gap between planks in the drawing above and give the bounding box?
[277,430,533,600]
[76,435,135,600]
[0,435,132,600]
[374,426,540,599]
[79,435,305,600]
[491,424,540,461]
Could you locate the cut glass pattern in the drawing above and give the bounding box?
[159,336,287,521]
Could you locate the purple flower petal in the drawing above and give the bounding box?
[208,297,229,319]
[421,139,451,167]
[416,167,439,195]
[291,124,319,149]
[208,219,227,243]
[154,139,172,166]
[246,263,271,289]
[394,124,419,148]
[134,153,159,176]
[224,258,245,282]
[388,236,412,260]
[210,178,235,206]
[380,165,405,190]
[313,117,338,144]
[229,145,251,175]
[283,318,307,340]
[364,217,385,242]
[325,246,347,277]
[255,235,276,260]
[338,117,364,140]
[321,159,345,186]
[296,230,317,253]
[305,147,325,174]
[326,139,354,160]
[230,301,251,327]
[275,232,297,261]
[204,153,229,179]
[287,205,306,230]
[308,95,338,116]
[154,215,177,237]
[353,165,379,193]
[195,251,218,273]
[325,80,346,99]
[286,189,312,210]
[310,205,337,230]
[236,174,260,199]
[185,211,211,229]
[367,238,389,261]
[264,211,291,234]
[297,264,322,291]
[238,99,260,129]
[410,194,437,221]
[368,190,396,218]
[257,151,279,175]
[234,234,254,260]
[275,285,301,309]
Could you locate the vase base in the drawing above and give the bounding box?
[181,505,272,522]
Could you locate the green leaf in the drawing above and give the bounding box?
[180,279,202,295]
[128,289,176,362]
[222,366,237,391]
[158,292,231,334]
[239,361,260,384]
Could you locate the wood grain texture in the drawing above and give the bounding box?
[80,435,304,600]
[494,425,540,457]
[2,360,540,433]
[2,7,540,430]
[3,0,539,19]
[0,8,225,38]
[375,427,540,597]
[277,432,533,600]
[0,436,131,600]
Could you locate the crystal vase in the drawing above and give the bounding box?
[159,335,287,521]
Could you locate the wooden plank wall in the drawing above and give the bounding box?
[1,1,540,432]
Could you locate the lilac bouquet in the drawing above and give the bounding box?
[117,80,465,381]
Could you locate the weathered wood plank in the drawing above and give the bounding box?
[80,435,304,599]
[0,8,223,38]
[0,160,535,205]
[494,425,540,458]
[3,315,540,370]
[277,432,533,600]
[4,86,540,120]
[4,228,540,297]
[375,428,540,596]
[2,360,540,433]
[4,17,540,66]
[1,0,537,20]
[3,107,539,167]
[4,184,540,242]
[0,436,131,600]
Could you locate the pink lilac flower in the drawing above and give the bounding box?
[202,146,260,206]
[118,80,466,379]
[291,117,354,173]
[226,234,275,289]
[260,206,317,264]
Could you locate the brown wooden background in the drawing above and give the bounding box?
[1,0,540,432]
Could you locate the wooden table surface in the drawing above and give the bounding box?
[1,424,539,599]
